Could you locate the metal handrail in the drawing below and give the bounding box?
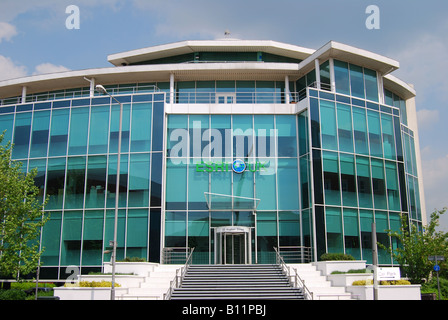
[274,247,313,300]
[163,247,195,300]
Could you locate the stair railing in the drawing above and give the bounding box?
[274,247,313,300]
[164,247,195,300]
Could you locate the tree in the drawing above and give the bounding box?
[0,133,49,281]
[383,208,448,284]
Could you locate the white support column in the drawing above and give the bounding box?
[329,58,336,92]
[285,75,290,103]
[89,78,95,97]
[314,59,321,90]
[377,73,384,104]
[21,86,27,104]
[170,73,175,105]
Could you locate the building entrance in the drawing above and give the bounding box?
[214,226,252,264]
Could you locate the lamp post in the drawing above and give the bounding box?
[95,84,122,300]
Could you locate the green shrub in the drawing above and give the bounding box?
[320,253,355,261]
[352,279,411,286]
[67,280,121,288]
[421,277,448,300]
[118,257,146,262]
[331,269,371,274]
[0,289,27,300]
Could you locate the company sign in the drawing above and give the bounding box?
[196,159,267,174]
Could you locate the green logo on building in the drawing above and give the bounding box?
[196,160,267,173]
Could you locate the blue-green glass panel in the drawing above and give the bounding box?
[364,68,379,102]
[189,115,209,158]
[85,155,107,209]
[0,114,14,146]
[30,111,50,158]
[236,81,255,103]
[89,105,109,154]
[279,211,300,247]
[128,153,150,207]
[334,60,350,95]
[349,64,365,99]
[131,102,152,152]
[68,107,89,155]
[233,170,254,202]
[381,113,395,160]
[233,115,253,159]
[356,156,373,208]
[367,110,383,158]
[255,160,276,210]
[106,154,128,208]
[211,114,231,161]
[12,112,31,159]
[319,100,338,150]
[336,103,354,153]
[360,209,373,263]
[371,159,387,210]
[277,158,299,210]
[46,157,66,209]
[166,158,187,210]
[340,153,357,207]
[256,81,275,103]
[188,212,209,237]
[323,151,340,206]
[49,108,69,156]
[188,160,209,210]
[343,208,361,259]
[104,209,126,261]
[40,212,61,265]
[326,207,343,253]
[64,156,86,209]
[82,210,104,265]
[167,115,188,157]
[61,211,82,266]
[298,112,309,156]
[109,103,131,153]
[257,212,277,236]
[29,158,46,204]
[127,209,149,257]
[300,156,311,209]
[276,115,297,157]
[165,212,186,247]
[385,161,400,211]
[177,81,195,103]
[352,107,369,155]
[254,115,274,158]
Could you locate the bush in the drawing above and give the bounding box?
[421,277,448,300]
[320,253,355,261]
[0,289,27,300]
[118,257,146,262]
[352,279,411,286]
[66,280,121,288]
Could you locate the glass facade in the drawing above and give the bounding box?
[0,43,424,278]
[0,93,164,279]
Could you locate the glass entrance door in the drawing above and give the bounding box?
[214,226,252,264]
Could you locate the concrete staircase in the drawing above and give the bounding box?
[169,264,305,300]
[288,264,353,300]
[116,264,181,300]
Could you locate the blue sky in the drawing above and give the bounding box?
[1,0,447,230]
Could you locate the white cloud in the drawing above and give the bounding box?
[0,22,17,43]
[32,63,70,75]
[0,57,70,81]
[0,55,27,81]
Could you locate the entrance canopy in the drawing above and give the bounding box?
[204,192,260,211]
